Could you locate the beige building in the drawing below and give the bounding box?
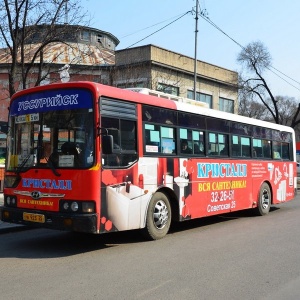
[112,45,238,113]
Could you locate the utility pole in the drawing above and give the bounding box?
[193,0,199,100]
[64,0,68,24]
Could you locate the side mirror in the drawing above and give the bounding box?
[102,135,113,154]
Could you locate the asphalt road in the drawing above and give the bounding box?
[1,195,300,300]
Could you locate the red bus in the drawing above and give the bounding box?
[0,81,297,239]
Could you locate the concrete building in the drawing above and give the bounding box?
[112,45,238,113]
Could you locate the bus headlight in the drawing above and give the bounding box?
[70,202,79,212]
[82,202,95,213]
[5,195,17,207]
[59,200,95,213]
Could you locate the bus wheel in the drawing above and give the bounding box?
[143,192,171,240]
[256,183,271,216]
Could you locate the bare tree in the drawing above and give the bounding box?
[238,92,269,119]
[267,96,298,125]
[237,40,300,129]
[0,0,88,97]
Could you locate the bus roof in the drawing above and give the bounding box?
[126,87,210,109]
[11,81,294,134]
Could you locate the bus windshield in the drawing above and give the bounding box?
[6,89,94,172]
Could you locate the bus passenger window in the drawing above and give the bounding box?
[232,135,241,157]
[120,120,136,150]
[145,124,160,153]
[192,130,205,155]
[144,124,175,155]
[253,139,263,158]
[273,141,281,159]
[263,140,272,158]
[241,137,251,157]
[193,143,202,154]
[102,117,137,168]
[179,128,204,155]
[181,140,192,154]
[220,146,228,156]
[161,126,175,154]
[161,138,175,154]
[281,143,290,160]
[208,133,228,156]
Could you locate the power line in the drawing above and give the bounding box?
[269,65,300,85]
[101,5,300,94]
[124,11,192,49]
[100,10,192,63]
[120,13,191,38]
[199,13,245,50]
[267,67,300,92]
[199,13,300,93]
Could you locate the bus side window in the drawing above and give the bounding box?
[192,130,205,155]
[209,132,228,156]
[208,133,216,155]
[220,134,229,156]
[253,139,263,158]
[232,135,241,157]
[273,141,281,159]
[193,143,203,154]
[254,147,262,157]
[161,126,175,154]
[233,145,241,157]
[263,140,272,158]
[241,137,251,157]
[120,120,136,151]
[282,143,290,160]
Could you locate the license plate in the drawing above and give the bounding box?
[23,212,45,223]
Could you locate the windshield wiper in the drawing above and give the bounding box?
[15,153,34,174]
[45,154,61,177]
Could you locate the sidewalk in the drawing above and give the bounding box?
[0,193,28,233]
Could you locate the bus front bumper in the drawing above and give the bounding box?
[0,206,98,233]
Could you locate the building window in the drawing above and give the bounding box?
[117,82,145,89]
[97,34,103,44]
[187,90,194,99]
[219,97,234,113]
[81,30,90,41]
[157,83,179,96]
[187,90,212,108]
[200,94,212,108]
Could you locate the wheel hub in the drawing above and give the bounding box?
[153,200,169,229]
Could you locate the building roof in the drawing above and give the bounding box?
[0,42,115,65]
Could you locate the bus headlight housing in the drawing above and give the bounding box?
[82,202,95,213]
[60,200,95,213]
[5,195,17,207]
[70,202,79,212]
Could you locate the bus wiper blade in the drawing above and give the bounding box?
[16,154,33,174]
[45,155,61,177]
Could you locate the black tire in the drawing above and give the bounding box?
[142,192,171,240]
[255,182,271,216]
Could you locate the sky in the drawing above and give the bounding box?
[82,0,300,99]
